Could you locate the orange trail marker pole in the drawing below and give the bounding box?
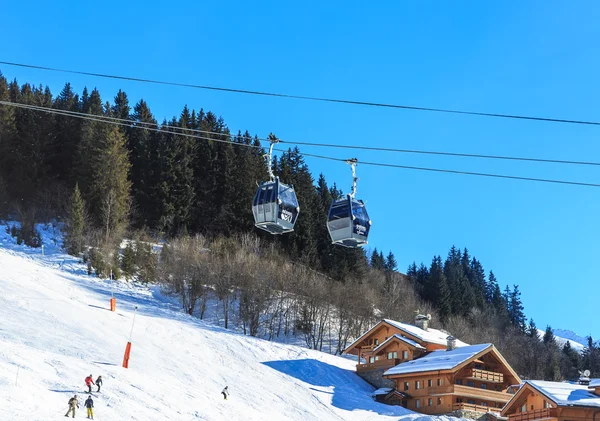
[122,306,138,368]
[110,270,116,311]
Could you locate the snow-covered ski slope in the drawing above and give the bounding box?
[0,225,465,421]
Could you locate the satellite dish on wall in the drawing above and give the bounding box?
[584,370,591,377]
[426,314,432,321]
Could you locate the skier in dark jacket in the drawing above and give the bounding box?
[84,395,94,419]
[221,386,229,400]
[95,376,102,392]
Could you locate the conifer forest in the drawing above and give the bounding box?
[0,72,598,381]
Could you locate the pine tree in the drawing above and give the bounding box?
[510,285,526,331]
[561,341,581,381]
[543,325,556,345]
[89,126,132,243]
[50,83,80,184]
[385,251,398,273]
[65,183,86,256]
[426,256,452,320]
[121,241,136,280]
[527,318,538,339]
[128,100,159,228]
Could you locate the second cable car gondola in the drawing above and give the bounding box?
[327,159,371,247]
[252,137,300,234]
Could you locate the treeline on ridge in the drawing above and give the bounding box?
[0,72,599,382]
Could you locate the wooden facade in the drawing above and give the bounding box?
[501,382,600,421]
[344,320,444,373]
[384,345,521,416]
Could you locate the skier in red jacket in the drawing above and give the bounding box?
[85,374,95,393]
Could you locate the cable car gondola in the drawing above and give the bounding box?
[327,159,371,247]
[252,138,300,234]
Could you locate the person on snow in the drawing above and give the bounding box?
[221,386,229,400]
[85,374,95,393]
[65,394,79,418]
[95,376,102,393]
[84,395,94,419]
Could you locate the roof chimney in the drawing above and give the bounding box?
[415,314,430,331]
[446,335,456,351]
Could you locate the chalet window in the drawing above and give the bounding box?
[480,383,487,389]
[544,401,551,409]
[402,351,408,359]
[437,398,442,405]
[388,351,398,359]
[369,357,374,363]
[428,398,433,406]
[481,402,487,407]
[415,399,421,409]
[456,379,463,385]
[456,398,463,403]
[520,404,527,413]
[374,339,379,345]
[415,381,421,390]
[466,380,475,387]
[437,378,443,386]
[427,379,433,387]
[404,382,409,391]
[467,400,475,405]
[375,356,380,361]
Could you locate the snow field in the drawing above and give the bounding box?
[0,224,466,420]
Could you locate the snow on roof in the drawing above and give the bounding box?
[373,334,426,353]
[372,388,393,396]
[528,380,600,408]
[590,379,600,387]
[383,319,469,347]
[344,318,468,354]
[384,343,491,376]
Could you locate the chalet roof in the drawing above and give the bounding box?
[383,319,469,347]
[373,334,426,353]
[590,379,600,387]
[372,388,393,396]
[343,318,468,355]
[526,381,600,409]
[383,343,491,376]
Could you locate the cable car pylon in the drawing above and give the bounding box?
[252,135,300,234]
[327,158,372,248]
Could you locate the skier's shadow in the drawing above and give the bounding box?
[93,361,118,366]
[50,389,79,393]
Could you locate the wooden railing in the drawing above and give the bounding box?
[453,403,501,413]
[356,359,399,371]
[454,385,513,402]
[508,408,558,421]
[469,368,504,383]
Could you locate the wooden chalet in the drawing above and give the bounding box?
[383,341,521,416]
[343,316,468,377]
[500,380,600,421]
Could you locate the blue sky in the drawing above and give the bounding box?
[2,1,599,339]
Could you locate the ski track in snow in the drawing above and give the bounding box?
[0,223,469,420]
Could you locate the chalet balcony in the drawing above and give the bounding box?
[507,408,559,421]
[467,368,504,383]
[452,403,502,414]
[356,358,401,372]
[454,385,513,403]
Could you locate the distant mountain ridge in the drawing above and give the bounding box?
[537,328,599,354]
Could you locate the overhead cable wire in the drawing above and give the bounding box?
[2,60,600,127]
[4,100,600,168]
[2,100,600,188]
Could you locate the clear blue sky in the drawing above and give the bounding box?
[2,1,599,340]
